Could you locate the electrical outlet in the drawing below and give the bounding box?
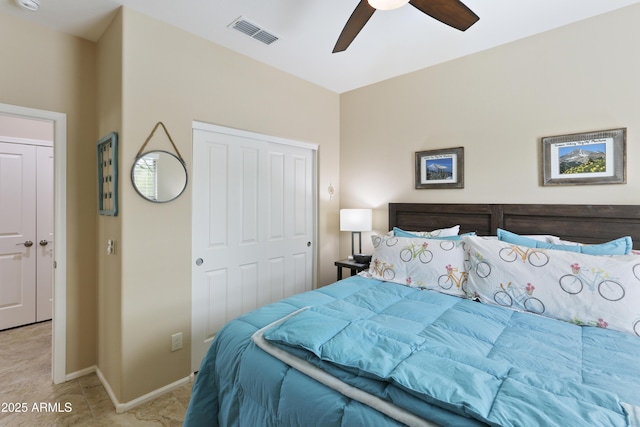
[107,240,115,255]
[171,332,183,351]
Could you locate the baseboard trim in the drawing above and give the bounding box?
[65,365,96,381]
[64,365,191,414]
[95,368,192,413]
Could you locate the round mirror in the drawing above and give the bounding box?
[131,150,187,203]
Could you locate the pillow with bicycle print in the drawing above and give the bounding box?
[391,225,460,238]
[462,235,640,336]
[369,234,470,298]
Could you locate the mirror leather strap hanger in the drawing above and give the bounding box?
[136,121,185,164]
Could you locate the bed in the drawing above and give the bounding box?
[184,203,640,427]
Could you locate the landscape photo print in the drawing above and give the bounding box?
[542,128,626,186]
[415,147,464,189]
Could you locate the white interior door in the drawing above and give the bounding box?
[0,103,66,384]
[36,146,54,322]
[0,142,37,330]
[191,124,317,371]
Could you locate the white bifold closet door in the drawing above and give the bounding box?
[0,142,53,330]
[191,124,317,371]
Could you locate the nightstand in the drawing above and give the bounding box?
[334,259,369,281]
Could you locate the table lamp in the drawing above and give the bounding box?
[340,209,372,260]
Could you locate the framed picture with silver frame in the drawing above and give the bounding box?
[542,128,626,186]
[415,147,464,189]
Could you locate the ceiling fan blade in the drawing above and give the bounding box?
[333,0,376,53]
[409,0,479,31]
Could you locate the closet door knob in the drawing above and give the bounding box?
[17,240,34,247]
[39,240,49,246]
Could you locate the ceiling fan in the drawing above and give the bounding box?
[333,0,479,53]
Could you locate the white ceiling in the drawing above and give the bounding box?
[3,0,640,93]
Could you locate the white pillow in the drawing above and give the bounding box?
[463,235,640,336]
[547,236,581,246]
[388,225,460,238]
[369,234,469,298]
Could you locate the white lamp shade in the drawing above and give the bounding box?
[340,209,372,232]
[368,0,410,10]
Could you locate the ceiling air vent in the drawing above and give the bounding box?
[229,17,279,46]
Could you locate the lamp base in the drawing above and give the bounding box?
[353,254,371,264]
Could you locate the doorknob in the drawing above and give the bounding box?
[16,240,34,247]
[39,240,50,246]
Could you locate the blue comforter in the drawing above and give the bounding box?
[184,276,640,426]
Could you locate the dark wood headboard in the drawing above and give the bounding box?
[389,203,640,249]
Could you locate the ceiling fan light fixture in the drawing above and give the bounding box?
[367,0,410,11]
[15,0,40,11]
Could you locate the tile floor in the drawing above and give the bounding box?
[0,321,193,426]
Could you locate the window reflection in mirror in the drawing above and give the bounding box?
[132,150,187,202]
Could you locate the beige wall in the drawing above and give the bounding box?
[0,13,97,373]
[96,11,124,399]
[340,4,640,258]
[0,114,53,141]
[110,8,340,402]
